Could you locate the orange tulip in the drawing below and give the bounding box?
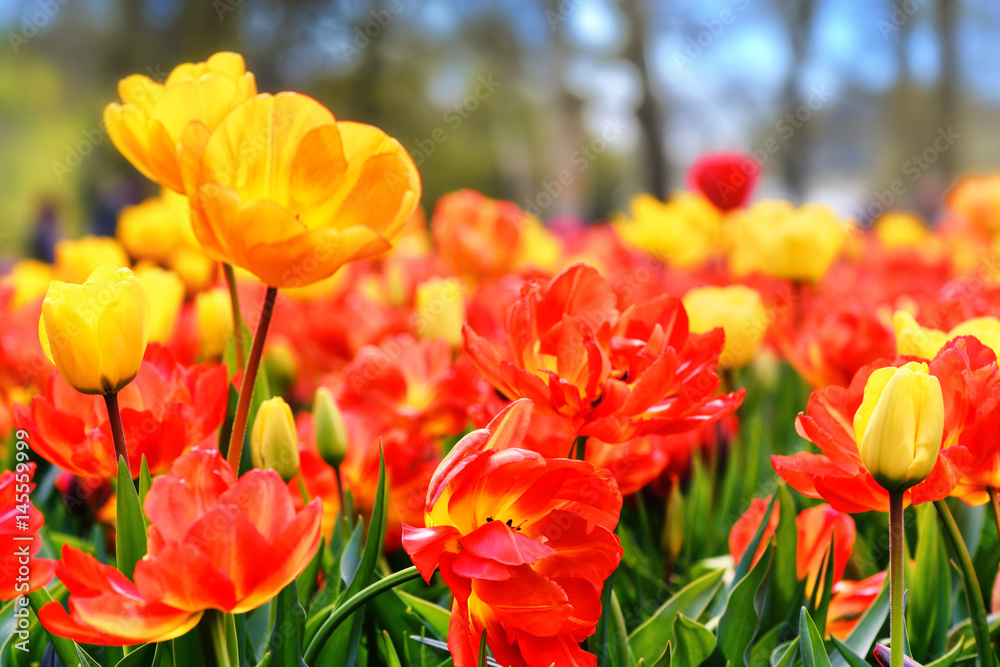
[179,92,421,288]
[39,448,323,644]
[105,52,257,193]
[828,572,887,639]
[402,399,623,666]
[431,189,527,280]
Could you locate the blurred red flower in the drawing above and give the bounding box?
[463,263,743,442]
[686,152,758,212]
[402,399,623,667]
[0,463,54,600]
[15,344,228,478]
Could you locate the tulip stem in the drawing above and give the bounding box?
[223,263,247,370]
[304,566,421,664]
[572,435,588,461]
[227,286,278,473]
[103,392,130,476]
[206,610,237,667]
[934,499,995,667]
[888,491,905,667]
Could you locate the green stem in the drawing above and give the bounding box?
[223,263,247,370]
[206,610,236,667]
[303,566,421,664]
[103,392,130,476]
[934,499,995,667]
[889,492,905,667]
[227,286,277,473]
[572,435,588,461]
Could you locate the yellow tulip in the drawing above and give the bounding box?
[727,201,848,283]
[133,264,184,343]
[250,396,299,482]
[614,192,722,268]
[55,236,129,284]
[104,52,257,192]
[39,264,150,395]
[873,212,929,249]
[313,387,347,470]
[853,362,944,492]
[893,311,1000,360]
[414,277,466,346]
[3,260,54,308]
[683,285,767,368]
[194,288,234,359]
[179,92,421,288]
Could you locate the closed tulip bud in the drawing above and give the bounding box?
[415,277,465,346]
[683,284,767,368]
[853,362,944,493]
[250,397,299,482]
[313,387,347,470]
[39,265,150,395]
[133,264,184,343]
[194,288,233,359]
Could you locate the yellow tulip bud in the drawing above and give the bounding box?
[133,264,184,343]
[874,212,928,249]
[194,288,234,359]
[415,277,466,346]
[682,285,767,368]
[893,311,1000,361]
[55,236,130,284]
[250,397,299,482]
[39,264,150,395]
[853,362,944,492]
[313,387,348,470]
[3,260,54,308]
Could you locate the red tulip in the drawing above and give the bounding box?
[39,448,323,644]
[0,463,54,600]
[463,263,743,443]
[15,344,228,478]
[772,337,998,512]
[402,399,623,667]
[686,152,758,212]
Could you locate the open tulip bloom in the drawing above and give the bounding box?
[13,48,1000,667]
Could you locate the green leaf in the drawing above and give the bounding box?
[116,455,148,580]
[339,520,364,587]
[608,590,635,667]
[478,629,489,667]
[923,638,965,667]
[718,541,774,666]
[771,638,800,667]
[268,581,307,667]
[669,614,716,667]
[138,456,152,512]
[396,590,451,640]
[799,608,833,667]
[767,484,799,628]
[830,637,870,667]
[908,503,951,661]
[116,642,161,667]
[297,537,324,611]
[26,589,101,667]
[629,568,725,664]
[732,495,778,586]
[829,572,889,667]
[811,534,836,635]
[381,630,402,667]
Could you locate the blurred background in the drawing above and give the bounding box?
[2,0,998,261]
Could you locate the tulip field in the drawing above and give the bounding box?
[5,51,1000,667]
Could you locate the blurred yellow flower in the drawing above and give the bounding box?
[854,362,944,493]
[683,285,767,369]
[55,236,129,284]
[893,311,1000,360]
[2,260,53,308]
[104,52,257,193]
[180,92,421,288]
[614,192,722,268]
[39,265,149,395]
[194,288,233,360]
[415,276,466,346]
[873,212,929,249]
[727,201,848,283]
[133,264,184,343]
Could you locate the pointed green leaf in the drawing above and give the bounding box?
[115,642,160,667]
[767,484,799,628]
[908,503,951,661]
[629,568,725,663]
[732,495,778,585]
[116,456,148,580]
[268,581,307,667]
[771,638,800,667]
[381,630,402,667]
[799,608,833,667]
[297,537,324,610]
[138,456,152,511]
[396,590,451,640]
[670,614,716,667]
[830,636,873,667]
[718,541,774,666]
[26,589,101,667]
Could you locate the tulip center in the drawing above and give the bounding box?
[485,516,523,532]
